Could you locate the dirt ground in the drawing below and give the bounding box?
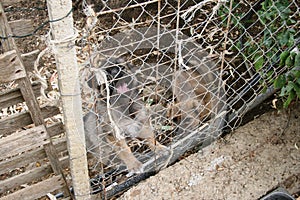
[119,103,300,200]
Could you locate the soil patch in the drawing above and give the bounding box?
[119,103,300,200]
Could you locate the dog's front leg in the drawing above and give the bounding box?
[106,135,144,173]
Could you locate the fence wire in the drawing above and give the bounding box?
[75,0,299,198]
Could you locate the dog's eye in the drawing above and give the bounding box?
[111,68,119,76]
[111,66,124,78]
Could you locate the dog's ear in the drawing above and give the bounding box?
[86,73,109,98]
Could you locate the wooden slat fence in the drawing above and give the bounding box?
[0,1,72,199]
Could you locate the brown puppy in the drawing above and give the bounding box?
[84,56,214,173]
[83,102,144,173]
[129,62,214,138]
[173,68,212,130]
[109,64,167,153]
[84,57,168,173]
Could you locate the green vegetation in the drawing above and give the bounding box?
[219,0,299,108]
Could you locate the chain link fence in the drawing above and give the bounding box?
[75,0,299,198]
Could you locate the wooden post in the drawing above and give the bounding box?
[46,0,91,199]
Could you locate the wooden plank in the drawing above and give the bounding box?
[0,156,69,193]
[0,50,26,83]
[0,125,48,160]
[47,122,65,137]
[0,175,65,200]
[0,83,41,109]
[54,139,68,154]
[0,137,67,175]
[0,165,52,192]
[18,78,45,125]
[0,146,45,174]
[0,106,60,136]
[9,19,34,37]
[0,3,16,51]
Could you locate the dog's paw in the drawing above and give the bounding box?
[126,160,144,175]
[154,145,171,157]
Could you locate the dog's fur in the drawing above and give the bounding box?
[83,57,213,173]
[84,57,167,173]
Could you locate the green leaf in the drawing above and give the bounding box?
[286,81,295,92]
[264,37,274,48]
[286,74,294,81]
[261,85,268,93]
[294,83,300,98]
[278,34,284,47]
[280,87,287,96]
[279,51,290,66]
[294,53,300,67]
[287,33,294,48]
[286,82,300,98]
[161,126,172,131]
[283,90,296,108]
[290,52,297,59]
[288,19,296,24]
[279,31,290,47]
[291,70,300,78]
[254,56,265,70]
[285,54,293,67]
[274,75,286,89]
[145,98,154,106]
[261,0,272,10]
[266,70,273,80]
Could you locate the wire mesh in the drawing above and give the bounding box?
[75,0,299,198]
